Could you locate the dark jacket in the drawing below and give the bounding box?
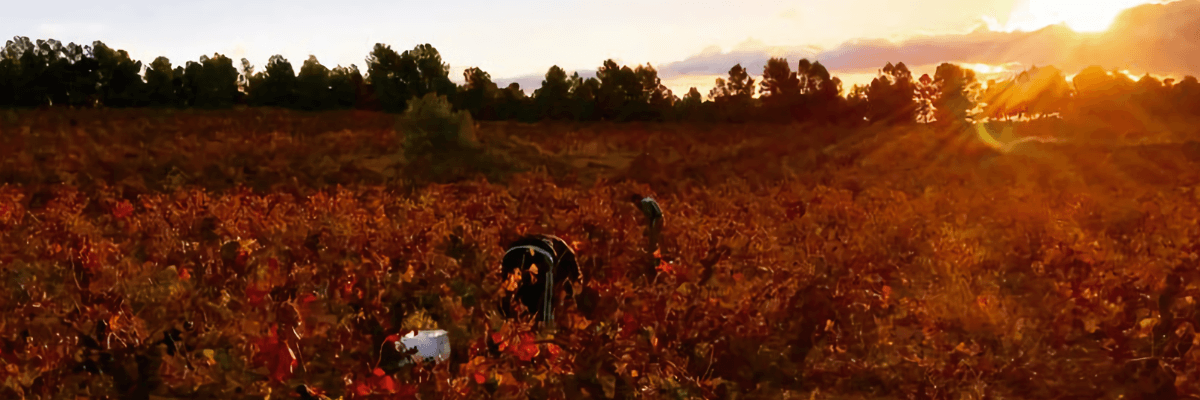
[499,234,581,322]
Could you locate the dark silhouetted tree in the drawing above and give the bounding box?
[796,60,842,123]
[172,65,192,107]
[1071,65,1114,114]
[568,72,600,121]
[295,56,331,110]
[1131,73,1171,117]
[328,64,363,110]
[183,53,240,109]
[931,63,979,124]
[495,83,532,121]
[0,39,17,106]
[534,65,572,120]
[1023,66,1071,117]
[674,87,706,122]
[596,59,642,121]
[457,67,498,120]
[145,57,179,107]
[637,64,674,121]
[366,44,414,113]
[709,63,756,122]
[409,44,456,99]
[62,42,100,107]
[0,37,72,107]
[916,73,935,123]
[366,43,454,113]
[92,41,146,107]
[0,38,153,108]
[759,57,800,122]
[1068,65,1141,119]
[249,55,298,108]
[1173,76,1200,116]
[865,62,917,124]
[981,76,1027,120]
[845,84,870,124]
[16,38,62,107]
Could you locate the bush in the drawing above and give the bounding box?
[397,93,505,184]
[399,93,478,156]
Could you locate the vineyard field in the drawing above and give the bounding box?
[2,109,1200,399]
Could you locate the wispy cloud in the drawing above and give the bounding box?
[646,0,1199,92]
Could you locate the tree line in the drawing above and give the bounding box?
[2,36,1198,125]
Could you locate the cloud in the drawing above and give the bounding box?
[653,39,822,79]
[649,0,1200,86]
[494,1,1200,96]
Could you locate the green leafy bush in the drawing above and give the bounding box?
[399,92,479,157]
[397,93,506,183]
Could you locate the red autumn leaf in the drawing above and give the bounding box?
[655,258,673,274]
[546,343,563,359]
[515,342,539,362]
[377,374,397,393]
[491,332,508,351]
[269,342,297,382]
[373,367,386,377]
[246,282,270,307]
[112,200,134,219]
[474,372,487,384]
[250,327,280,367]
[353,381,372,396]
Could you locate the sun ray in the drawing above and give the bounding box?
[1003,0,1160,33]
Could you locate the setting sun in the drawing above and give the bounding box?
[1005,0,1160,32]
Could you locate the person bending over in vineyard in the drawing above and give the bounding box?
[630,194,665,279]
[499,234,581,325]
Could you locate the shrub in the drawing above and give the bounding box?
[397,93,509,184]
[399,93,478,157]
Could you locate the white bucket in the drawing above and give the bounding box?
[395,330,451,365]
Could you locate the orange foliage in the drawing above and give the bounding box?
[0,110,1199,398]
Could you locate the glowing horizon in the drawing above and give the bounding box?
[0,0,1181,88]
[987,0,1163,33]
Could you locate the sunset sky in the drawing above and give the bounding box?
[0,0,1177,95]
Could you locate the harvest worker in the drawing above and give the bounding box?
[630,194,665,279]
[499,234,581,324]
[630,194,664,254]
[498,197,662,324]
